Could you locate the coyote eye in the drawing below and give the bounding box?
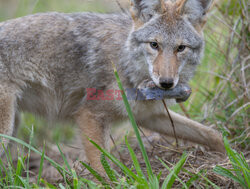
[150,42,159,50]
[177,45,186,52]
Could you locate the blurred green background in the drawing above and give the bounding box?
[0,0,117,21]
[0,0,248,149]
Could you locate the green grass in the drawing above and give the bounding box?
[214,137,250,189]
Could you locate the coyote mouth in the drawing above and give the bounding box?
[137,79,192,102]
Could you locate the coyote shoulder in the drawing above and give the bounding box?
[0,0,224,172]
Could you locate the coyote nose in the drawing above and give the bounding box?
[159,78,174,89]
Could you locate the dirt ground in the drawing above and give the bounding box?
[12,124,248,188]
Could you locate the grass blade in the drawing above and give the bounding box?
[72,169,80,189]
[0,156,8,184]
[182,170,201,188]
[80,161,109,187]
[222,137,249,188]
[157,170,162,182]
[0,134,70,175]
[14,156,25,186]
[125,135,146,182]
[214,166,246,187]
[89,138,138,181]
[112,62,153,178]
[37,142,45,185]
[2,144,14,185]
[100,153,118,183]
[57,143,72,174]
[149,175,160,189]
[17,176,31,189]
[26,126,34,182]
[240,152,250,188]
[79,177,99,188]
[160,153,187,189]
[197,171,220,189]
[59,183,66,189]
[40,178,57,189]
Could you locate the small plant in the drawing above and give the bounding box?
[213,137,250,189]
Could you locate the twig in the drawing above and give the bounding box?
[115,0,126,14]
[241,55,250,98]
[109,134,125,164]
[179,103,190,118]
[224,92,246,109]
[211,14,242,39]
[226,102,250,124]
[226,18,241,64]
[162,100,179,148]
[137,125,156,156]
[161,135,176,148]
[137,125,155,148]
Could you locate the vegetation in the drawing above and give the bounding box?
[0,0,249,188]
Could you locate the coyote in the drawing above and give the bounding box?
[0,0,224,172]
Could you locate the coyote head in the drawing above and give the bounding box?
[128,0,212,89]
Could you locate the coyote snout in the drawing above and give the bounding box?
[152,50,180,89]
[159,78,175,89]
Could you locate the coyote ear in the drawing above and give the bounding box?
[130,0,163,24]
[182,0,213,28]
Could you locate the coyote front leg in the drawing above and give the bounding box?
[75,108,110,173]
[139,109,225,153]
[0,82,16,155]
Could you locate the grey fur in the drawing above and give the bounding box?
[131,0,162,22]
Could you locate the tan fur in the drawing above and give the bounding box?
[0,97,14,135]
[160,0,167,13]
[153,51,179,80]
[75,108,109,172]
[175,0,188,14]
[0,83,16,152]
[130,7,144,29]
[163,2,179,24]
[139,109,225,153]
